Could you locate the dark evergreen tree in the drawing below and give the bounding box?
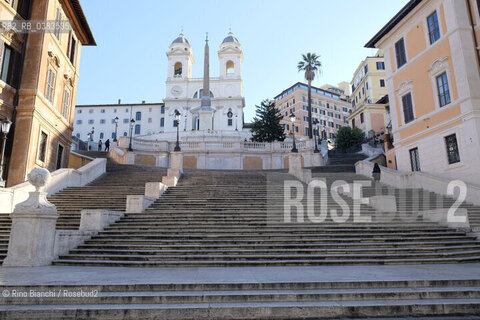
[251,100,285,142]
[335,127,365,150]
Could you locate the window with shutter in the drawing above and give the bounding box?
[46,69,56,103]
[395,38,407,68]
[62,89,70,119]
[402,93,414,124]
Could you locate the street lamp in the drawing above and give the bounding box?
[0,118,12,188]
[113,117,119,142]
[87,127,94,151]
[128,119,135,151]
[290,112,298,153]
[174,110,181,152]
[313,119,319,153]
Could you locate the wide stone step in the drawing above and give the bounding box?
[90,232,470,240]
[83,236,479,246]
[77,240,480,250]
[68,244,480,255]
[53,255,480,266]
[58,248,480,261]
[4,286,480,306]
[97,229,463,236]
[105,225,451,231]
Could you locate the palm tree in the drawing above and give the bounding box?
[297,53,322,139]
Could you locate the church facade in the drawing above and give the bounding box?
[73,32,247,147]
[164,32,245,133]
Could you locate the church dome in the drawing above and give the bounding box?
[222,32,239,44]
[171,33,189,45]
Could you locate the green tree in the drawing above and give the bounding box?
[297,53,322,140]
[251,100,285,142]
[335,127,365,151]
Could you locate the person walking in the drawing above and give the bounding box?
[98,140,102,151]
[105,139,110,152]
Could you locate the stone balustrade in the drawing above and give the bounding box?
[0,158,107,214]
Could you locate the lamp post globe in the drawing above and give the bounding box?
[174,110,181,152]
[0,118,12,188]
[1,118,12,134]
[290,112,298,153]
[128,119,135,151]
[113,117,119,142]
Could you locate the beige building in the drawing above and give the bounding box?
[348,50,389,138]
[0,0,95,187]
[366,0,480,184]
[274,82,352,141]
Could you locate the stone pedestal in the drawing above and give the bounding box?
[145,182,168,199]
[126,195,156,213]
[3,168,58,267]
[312,152,323,167]
[162,175,179,187]
[126,152,135,165]
[288,153,302,175]
[170,152,183,174]
[199,109,214,131]
[369,195,397,212]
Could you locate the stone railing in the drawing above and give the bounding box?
[356,159,480,207]
[0,158,107,214]
[118,137,313,154]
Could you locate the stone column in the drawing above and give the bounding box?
[3,168,59,267]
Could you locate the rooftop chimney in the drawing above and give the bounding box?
[118,99,121,104]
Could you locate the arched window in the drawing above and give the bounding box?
[100,132,104,139]
[135,124,141,135]
[136,111,141,121]
[174,62,182,76]
[226,60,234,74]
[123,132,127,136]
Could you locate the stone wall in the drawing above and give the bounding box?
[68,152,93,169]
[243,157,263,170]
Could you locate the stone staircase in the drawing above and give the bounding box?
[2,279,480,319]
[47,162,167,230]
[0,215,10,263]
[312,151,367,173]
[53,166,480,267]
[5,152,480,318]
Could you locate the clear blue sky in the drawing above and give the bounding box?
[76,0,409,122]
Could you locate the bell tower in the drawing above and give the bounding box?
[218,32,243,80]
[166,33,194,80]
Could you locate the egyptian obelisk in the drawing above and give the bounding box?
[199,32,215,130]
